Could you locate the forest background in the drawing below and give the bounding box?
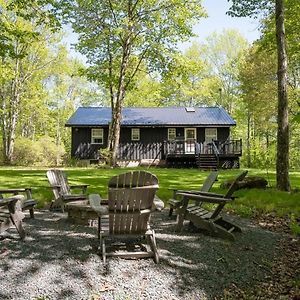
[0,0,299,172]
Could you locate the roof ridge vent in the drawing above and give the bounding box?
[185,107,195,112]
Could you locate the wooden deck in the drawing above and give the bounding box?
[164,139,242,169]
[114,139,242,169]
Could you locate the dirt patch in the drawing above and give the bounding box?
[223,214,300,300]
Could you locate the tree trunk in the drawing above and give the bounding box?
[246,108,251,168]
[2,57,21,165]
[275,0,290,191]
[107,33,131,167]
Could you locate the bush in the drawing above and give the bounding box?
[13,137,42,166]
[13,136,65,166]
[38,136,65,166]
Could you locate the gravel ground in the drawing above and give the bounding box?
[0,210,281,300]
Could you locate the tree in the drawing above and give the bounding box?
[62,0,205,166]
[238,46,277,168]
[200,29,248,114]
[160,42,219,107]
[228,0,291,191]
[0,0,60,164]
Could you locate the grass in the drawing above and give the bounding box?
[0,166,299,219]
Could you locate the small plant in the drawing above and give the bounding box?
[289,214,300,236]
[98,148,112,165]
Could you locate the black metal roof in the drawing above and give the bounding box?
[66,107,236,127]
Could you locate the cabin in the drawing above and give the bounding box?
[65,107,242,169]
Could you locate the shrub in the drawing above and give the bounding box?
[13,136,65,166]
[13,137,42,166]
[38,136,65,166]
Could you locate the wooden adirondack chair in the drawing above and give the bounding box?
[168,171,218,216]
[0,195,25,240]
[47,169,88,212]
[0,188,37,218]
[176,171,248,241]
[89,171,160,264]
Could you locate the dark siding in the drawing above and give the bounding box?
[120,127,167,143]
[71,127,109,159]
[197,128,205,143]
[196,127,230,143]
[70,125,231,160]
[176,128,184,139]
[217,127,230,141]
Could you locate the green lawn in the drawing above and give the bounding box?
[0,166,299,219]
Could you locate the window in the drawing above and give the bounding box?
[91,128,103,144]
[168,128,176,141]
[205,128,217,143]
[131,128,140,141]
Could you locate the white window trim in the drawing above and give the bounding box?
[205,128,217,142]
[168,128,176,141]
[131,128,140,141]
[184,128,197,140]
[91,128,104,144]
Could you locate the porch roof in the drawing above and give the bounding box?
[66,107,236,127]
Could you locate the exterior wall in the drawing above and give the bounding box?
[70,126,231,160]
[71,127,109,159]
[196,127,230,143]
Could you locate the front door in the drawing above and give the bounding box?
[184,128,196,154]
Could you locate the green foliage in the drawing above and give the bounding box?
[62,0,206,93]
[200,29,248,114]
[289,214,300,236]
[227,0,274,18]
[13,136,65,166]
[98,148,112,165]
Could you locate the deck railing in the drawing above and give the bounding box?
[115,139,242,160]
[117,142,163,160]
[165,139,242,156]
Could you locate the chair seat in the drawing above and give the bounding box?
[168,198,182,207]
[186,205,212,219]
[22,199,37,208]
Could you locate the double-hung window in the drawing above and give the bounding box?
[131,128,140,141]
[205,128,217,143]
[91,128,104,144]
[168,128,176,141]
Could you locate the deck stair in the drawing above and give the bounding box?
[197,154,218,170]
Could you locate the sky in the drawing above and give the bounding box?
[65,0,261,60]
[180,0,261,49]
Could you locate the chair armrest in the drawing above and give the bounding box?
[176,192,232,204]
[0,188,27,194]
[0,195,24,210]
[89,194,109,215]
[153,196,164,211]
[176,190,229,199]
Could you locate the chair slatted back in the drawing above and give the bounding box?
[46,169,70,199]
[108,171,158,235]
[200,171,218,192]
[224,171,248,198]
[211,171,248,219]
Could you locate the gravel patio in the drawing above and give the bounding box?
[0,210,282,300]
